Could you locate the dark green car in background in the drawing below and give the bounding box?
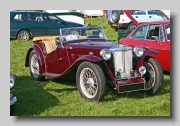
[10,10,83,41]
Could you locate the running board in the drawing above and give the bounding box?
[41,73,61,78]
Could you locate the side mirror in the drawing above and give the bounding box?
[55,37,60,45]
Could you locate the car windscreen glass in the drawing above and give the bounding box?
[132,25,148,39]
[59,26,106,41]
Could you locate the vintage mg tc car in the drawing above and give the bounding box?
[25,26,163,101]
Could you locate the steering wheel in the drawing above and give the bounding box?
[69,28,80,36]
[66,35,78,41]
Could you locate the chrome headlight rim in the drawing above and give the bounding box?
[133,46,144,58]
[100,49,111,60]
[139,66,146,75]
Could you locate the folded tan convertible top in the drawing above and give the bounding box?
[32,36,60,42]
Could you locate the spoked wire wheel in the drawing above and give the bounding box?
[29,50,45,81]
[144,62,155,90]
[76,62,106,101]
[142,58,163,95]
[80,68,98,98]
[30,53,40,79]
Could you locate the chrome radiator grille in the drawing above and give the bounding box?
[112,48,132,78]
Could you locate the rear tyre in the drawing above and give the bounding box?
[76,61,106,101]
[127,22,137,30]
[29,50,45,81]
[143,58,163,95]
[17,30,30,41]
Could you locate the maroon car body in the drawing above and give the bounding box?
[119,10,170,72]
[25,26,163,101]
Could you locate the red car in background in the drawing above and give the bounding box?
[119,10,170,72]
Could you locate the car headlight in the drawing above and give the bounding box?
[139,66,146,75]
[10,73,15,89]
[133,46,144,58]
[100,49,111,60]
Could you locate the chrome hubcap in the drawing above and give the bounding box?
[31,54,39,78]
[80,68,98,98]
[19,31,29,41]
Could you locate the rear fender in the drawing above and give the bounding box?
[25,45,45,74]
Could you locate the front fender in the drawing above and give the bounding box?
[59,55,103,77]
[25,45,45,74]
[136,49,159,73]
[77,55,103,62]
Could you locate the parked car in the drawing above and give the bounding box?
[25,26,163,101]
[45,10,85,25]
[119,16,170,72]
[108,10,170,30]
[10,10,83,41]
[10,72,17,115]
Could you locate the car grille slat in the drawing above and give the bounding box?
[112,47,132,79]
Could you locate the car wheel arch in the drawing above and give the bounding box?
[25,46,45,74]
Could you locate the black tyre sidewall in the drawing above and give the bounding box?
[29,50,45,81]
[144,58,163,95]
[76,61,106,101]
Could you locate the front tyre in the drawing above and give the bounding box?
[76,62,106,101]
[143,58,163,95]
[29,50,45,81]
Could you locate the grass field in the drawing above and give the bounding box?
[10,17,170,116]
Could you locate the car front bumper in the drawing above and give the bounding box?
[114,77,146,93]
[10,96,17,105]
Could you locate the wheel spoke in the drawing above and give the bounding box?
[31,54,39,78]
[80,68,98,98]
[144,62,155,90]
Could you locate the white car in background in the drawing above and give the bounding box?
[45,10,85,25]
[108,10,170,30]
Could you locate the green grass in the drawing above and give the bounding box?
[10,17,170,116]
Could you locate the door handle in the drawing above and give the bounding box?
[135,16,138,18]
[149,16,152,18]
[142,42,147,45]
